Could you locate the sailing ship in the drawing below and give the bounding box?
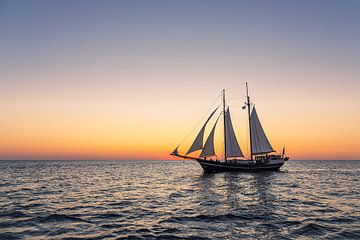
[171,83,289,173]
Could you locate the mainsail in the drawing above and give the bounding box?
[250,107,274,154]
[225,107,243,157]
[199,116,220,157]
[186,107,219,155]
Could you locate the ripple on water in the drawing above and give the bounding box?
[0,160,359,239]
[39,213,93,224]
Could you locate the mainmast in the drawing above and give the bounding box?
[223,89,227,161]
[246,82,253,160]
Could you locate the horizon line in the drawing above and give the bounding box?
[0,159,359,161]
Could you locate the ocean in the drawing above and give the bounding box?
[0,160,359,239]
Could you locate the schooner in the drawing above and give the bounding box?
[171,83,289,172]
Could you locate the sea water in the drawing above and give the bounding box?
[0,160,359,239]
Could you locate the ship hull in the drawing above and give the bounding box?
[196,159,284,173]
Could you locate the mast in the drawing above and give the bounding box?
[246,82,253,160]
[223,89,227,161]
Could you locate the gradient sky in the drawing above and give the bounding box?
[0,0,359,160]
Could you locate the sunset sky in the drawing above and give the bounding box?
[1,0,359,160]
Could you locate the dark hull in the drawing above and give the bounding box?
[196,159,284,173]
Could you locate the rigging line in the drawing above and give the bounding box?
[227,96,247,101]
[228,96,246,100]
[226,81,248,90]
[175,93,221,148]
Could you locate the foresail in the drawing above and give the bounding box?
[250,107,274,154]
[186,106,219,155]
[199,116,220,157]
[225,108,244,157]
[171,146,179,156]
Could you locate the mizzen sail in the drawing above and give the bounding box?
[250,107,274,154]
[186,106,219,155]
[225,107,244,157]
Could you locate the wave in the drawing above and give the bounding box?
[39,213,93,224]
[159,213,270,224]
[290,222,336,237]
[94,213,123,219]
[1,160,359,239]
[0,210,28,218]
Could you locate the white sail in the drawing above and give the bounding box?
[199,116,219,157]
[250,107,274,154]
[186,107,219,155]
[225,108,244,157]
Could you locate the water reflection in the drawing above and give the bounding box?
[197,171,282,239]
[249,172,280,239]
[194,172,219,209]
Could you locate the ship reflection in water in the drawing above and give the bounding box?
[0,160,359,239]
[194,171,282,239]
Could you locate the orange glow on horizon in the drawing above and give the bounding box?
[1,111,358,161]
[1,93,359,161]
